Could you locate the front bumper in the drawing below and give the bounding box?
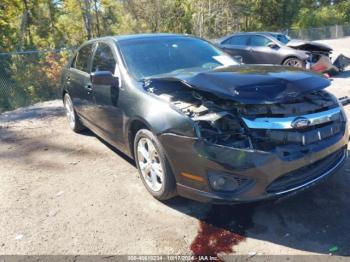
[158,127,348,204]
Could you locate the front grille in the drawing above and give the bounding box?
[250,119,345,151]
[240,91,345,152]
[241,90,337,117]
[266,147,346,193]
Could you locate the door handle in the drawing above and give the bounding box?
[84,84,92,93]
[66,75,71,84]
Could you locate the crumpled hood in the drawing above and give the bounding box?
[286,39,332,52]
[154,65,331,104]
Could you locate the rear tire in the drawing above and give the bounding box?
[63,93,85,133]
[134,129,177,200]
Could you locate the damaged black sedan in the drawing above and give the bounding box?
[61,34,348,203]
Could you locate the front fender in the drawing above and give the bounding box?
[122,87,197,155]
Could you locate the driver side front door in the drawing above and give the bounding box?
[89,42,123,146]
[249,35,281,64]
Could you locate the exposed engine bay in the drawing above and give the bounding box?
[287,40,350,75]
[145,76,345,158]
[145,80,253,149]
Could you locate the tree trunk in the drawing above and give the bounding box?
[47,0,61,41]
[19,0,33,49]
[94,0,101,37]
[154,0,160,32]
[78,0,93,40]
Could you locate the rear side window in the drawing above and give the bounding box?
[250,35,271,47]
[223,35,249,45]
[92,43,116,73]
[75,44,94,72]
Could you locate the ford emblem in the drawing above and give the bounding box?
[291,117,311,129]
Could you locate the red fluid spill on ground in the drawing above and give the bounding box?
[190,205,255,261]
[190,222,245,261]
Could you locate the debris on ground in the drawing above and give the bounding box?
[15,234,23,240]
[329,246,339,253]
[248,251,257,257]
[56,191,64,197]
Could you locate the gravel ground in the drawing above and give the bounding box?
[0,38,350,259]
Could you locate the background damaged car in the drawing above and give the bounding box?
[286,38,350,75]
[217,32,350,75]
[61,34,348,203]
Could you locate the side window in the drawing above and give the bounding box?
[75,44,94,72]
[250,36,271,47]
[92,43,116,74]
[224,35,249,45]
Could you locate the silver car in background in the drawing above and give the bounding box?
[216,32,333,69]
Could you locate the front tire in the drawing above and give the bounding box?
[134,129,177,200]
[282,57,305,68]
[63,93,85,132]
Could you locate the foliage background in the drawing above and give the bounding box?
[0,0,350,112]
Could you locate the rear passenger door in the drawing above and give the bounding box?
[68,43,95,122]
[220,35,252,63]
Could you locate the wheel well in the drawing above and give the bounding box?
[128,120,149,159]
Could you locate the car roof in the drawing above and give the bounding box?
[218,32,286,43]
[233,32,284,36]
[112,33,189,42]
[82,33,193,45]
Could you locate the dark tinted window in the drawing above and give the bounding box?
[75,44,94,72]
[224,35,249,45]
[92,43,116,73]
[250,35,271,47]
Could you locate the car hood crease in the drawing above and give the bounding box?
[147,65,331,104]
[286,39,333,52]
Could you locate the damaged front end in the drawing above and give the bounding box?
[146,82,253,150]
[143,67,348,202]
[287,40,350,75]
[145,73,345,157]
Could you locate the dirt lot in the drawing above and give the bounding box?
[1,38,350,259]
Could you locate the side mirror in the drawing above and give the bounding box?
[91,71,118,86]
[268,42,279,49]
[233,55,243,64]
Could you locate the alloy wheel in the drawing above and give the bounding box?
[64,95,76,130]
[137,137,164,192]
